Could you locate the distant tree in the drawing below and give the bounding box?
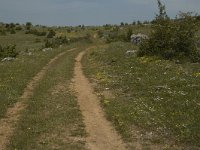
[10,23,15,28]
[120,22,124,26]
[137,20,142,25]
[132,21,136,25]
[125,22,129,26]
[81,24,85,30]
[143,20,150,24]
[26,22,32,30]
[5,24,10,28]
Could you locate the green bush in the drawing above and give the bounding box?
[26,22,32,30]
[47,29,56,38]
[0,29,7,36]
[139,0,200,62]
[44,36,69,48]
[10,29,16,34]
[15,26,23,31]
[0,45,18,58]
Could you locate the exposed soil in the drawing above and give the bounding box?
[73,50,127,150]
[0,48,76,150]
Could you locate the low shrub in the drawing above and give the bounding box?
[138,0,200,62]
[0,45,18,58]
[44,36,69,48]
[15,26,23,31]
[10,29,16,34]
[47,29,56,38]
[0,29,7,36]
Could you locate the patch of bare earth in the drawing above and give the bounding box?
[0,48,76,150]
[73,50,127,150]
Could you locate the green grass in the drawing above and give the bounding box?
[0,32,66,119]
[7,47,87,150]
[0,29,90,120]
[0,30,45,51]
[83,41,200,149]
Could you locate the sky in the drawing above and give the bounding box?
[0,0,199,26]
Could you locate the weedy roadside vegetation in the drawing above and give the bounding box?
[83,1,200,148]
[83,42,200,148]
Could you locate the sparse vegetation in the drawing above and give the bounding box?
[83,42,200,148]
[47,29,56,38]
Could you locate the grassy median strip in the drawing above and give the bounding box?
[0,47,68,119]
[7,48,87,150]
[83,42,200,149]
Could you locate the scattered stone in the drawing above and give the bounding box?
[42,48,53,52]
[125,50,137,55]
[1,57,15,62]
[155,85,168,90]
[131,33,148,44]
[27,52,33,56]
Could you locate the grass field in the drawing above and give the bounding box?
[1,22,200,149]
[83,41,200,149]
[0,31,58,119]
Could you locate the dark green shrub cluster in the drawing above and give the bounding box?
[0,29,7,36]
[26,22,32,30]
[15,26,23,31]
[47,29,56,38]
[0,45,18,58]
[97,30,104,38]
[44,33,92,48]
[104,27,133,43]
[139,0,200,62]
[25,29,46,36]
[44,36,69,48]
[10,29,16,34]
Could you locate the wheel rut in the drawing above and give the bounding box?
[0,48,76,150]
[73,50,126,150]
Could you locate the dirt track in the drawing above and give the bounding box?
[0,48,127,150]
[73,50,126,150]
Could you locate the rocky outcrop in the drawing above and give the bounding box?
[131,33,148,44]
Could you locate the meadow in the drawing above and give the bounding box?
[0,21,199,149]
[83,41,200,149]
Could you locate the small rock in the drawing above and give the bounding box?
[1,57,15,62]
[130,33,148,44]
[27,52,33,56]
[125,50,137,55]
[42,48,53,52]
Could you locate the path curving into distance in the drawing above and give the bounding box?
[73,50,127,150]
